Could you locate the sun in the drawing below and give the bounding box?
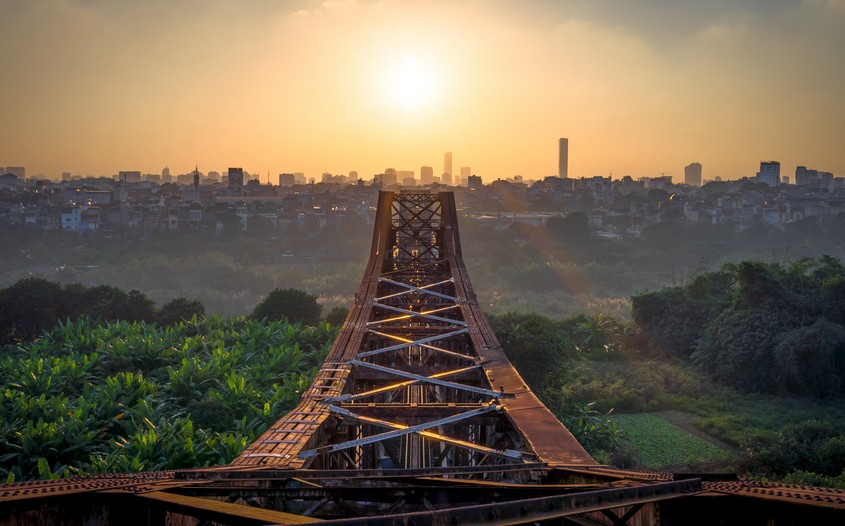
[384,56,440,112]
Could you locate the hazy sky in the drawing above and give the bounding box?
[2,0,844,182]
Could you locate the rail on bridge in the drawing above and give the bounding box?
[1,191,843,525]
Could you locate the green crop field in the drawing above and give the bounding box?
[612,413,735,470]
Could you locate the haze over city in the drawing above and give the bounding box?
[2,0,844,181]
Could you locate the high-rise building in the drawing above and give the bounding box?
[228,167,244,187]
[756,161,780,187]
[420,166,435,184]
[442,152,452,185]
[460,167,471,187]
[684,162,702,186]
[279,173,295,186]
[162,166,171,183]
[558,138,568,179]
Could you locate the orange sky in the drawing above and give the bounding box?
[1,0,844,182]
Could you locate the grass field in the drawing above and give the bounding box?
[612,413,735,470]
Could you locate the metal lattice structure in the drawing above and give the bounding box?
[1,191,843,525]
[233,191,592,474]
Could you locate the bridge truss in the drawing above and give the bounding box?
[1,191,843,525]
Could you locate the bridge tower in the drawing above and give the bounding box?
[233,191,594,473]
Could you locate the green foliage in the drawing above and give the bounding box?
[0,279,207,344]
[0,316,334,481]
[561,402,622,454]
[549,359,706,415]
[0,278,67,344]
[488,312,575,390]
[743,420,845,484]
[773,320,845,396]
[324,306,349,327]
[156,297,205,326]
[250,288,322,326]
[633,256,845,395]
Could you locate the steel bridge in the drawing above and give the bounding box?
[1,191,844,525]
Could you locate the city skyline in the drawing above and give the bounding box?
[2,1,844,182]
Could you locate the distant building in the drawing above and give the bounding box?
[3,166,25,178]
[559,138,569,178]
[279,173,295,187]
[467,175,482,190]
[420,165,435,184]
[442,152,452,185]
[460,167,471,187]
[162,166,171,183]
[349,171,359,182]
[756,161,780,187]
[684,162,702,186]
[61,172,72,181]
[796,166,834,187]
[385,168,398,185]
[176,172,195,185]
[119,170,141,183]
[228,167,244,187]
[375,168,398,186]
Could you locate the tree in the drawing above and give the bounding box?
[546,212,590,244]
[631,287,706,359]
[324,306,349,327]
[0,278,68,343]
[250,288,321,326]
[157,298,206,326]
[773,320,845,397]
[488,312,573,392]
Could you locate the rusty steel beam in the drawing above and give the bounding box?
[300,404,523,461]
[311,479,703,525]
[130,491,319,525]
[327,364,483,403]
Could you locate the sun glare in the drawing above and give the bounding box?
[384,56,439,112]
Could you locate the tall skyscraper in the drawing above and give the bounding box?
[558,138,568,179]
[442,152,452,185]
[684,162,702,186]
